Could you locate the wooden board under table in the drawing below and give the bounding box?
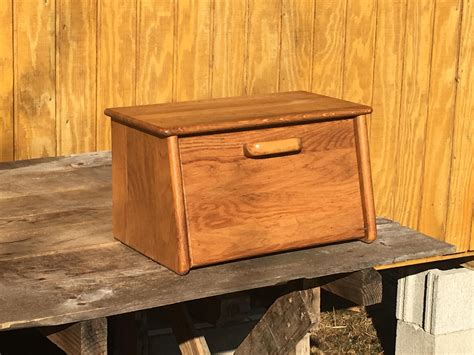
[0,152,455,331]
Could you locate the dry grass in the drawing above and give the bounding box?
[310,307,383,354]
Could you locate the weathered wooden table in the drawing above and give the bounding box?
[0,152,455,354]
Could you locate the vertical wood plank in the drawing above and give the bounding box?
[175,0,212,101]
[57,0,97,155]
[246,0,282,94]
[342,0,377,221]
[96,0,137,151]
[211,0,247,98]
[136,0,174,105]
[394,0,435,228]
[342,0,377,105]
[419,0,462,240]
[370,0,407,219]
[0,0,14,162]
[342,0,377,135]
[445,0,473,251]
[311,0,347,98]
[14,0,56,160]
[279,0,315,92]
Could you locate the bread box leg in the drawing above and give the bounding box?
[112,122,190,274]
[354,116,377,243]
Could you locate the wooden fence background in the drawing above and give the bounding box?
[0,0,472,253]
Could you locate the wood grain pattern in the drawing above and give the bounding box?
[13,0,56,160]
[342,0,377,115]
[235,288,319,355]
[246,0,282,94]
[375,250,474,270]
[211,0,247,98]
[322,268,382,306]
[394,0,434,229]
[0,0,13,161]
[136,0,174,105]
[114,125,190,274]
[279,0,314,92]
[104,91,372,137]
[354,116,377,242]
[370,0,407,219]
[175,0,212,101]
[96,0,136,151]
[0,223,455,331]
[419,0,462,240]
[243,138,302,158]
[311,0,346,97]
[445,0,473,251]
[57,0,97,155]
[0,153,455,330]
[179,120,365,266]
[42,318,107,355]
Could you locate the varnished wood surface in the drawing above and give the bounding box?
[354,116,377,242]
[105,92,371,137]
[243,138,302,158]
[0,153,455,330]
[179,120,365,266]
[112,125,190,274]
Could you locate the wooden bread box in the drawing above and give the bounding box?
[105,91,377,275]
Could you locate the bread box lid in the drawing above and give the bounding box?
[104,91,372,138]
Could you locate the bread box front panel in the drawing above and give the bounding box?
[179,119,366,267]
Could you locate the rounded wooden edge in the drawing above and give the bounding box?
[243,137,302,158]
[353,116,377,242]
[167,136,192,274]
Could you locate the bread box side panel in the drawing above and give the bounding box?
[179,119,366,267]
[112,122,190,274]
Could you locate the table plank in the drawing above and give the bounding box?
[0,153,455,331]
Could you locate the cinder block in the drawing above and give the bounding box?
[396,269,430,326]
[424,268,474,335]
[397,267,474,335]
[396,320,474,355]
[396,320,434,355]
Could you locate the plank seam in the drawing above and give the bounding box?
[54,0,58,157]
[308,0,317,92]
[172,0,178,102]
[208,0,215,99]
[368,0,379,136]
[244,0,250,95]
[417,0,438,232]
[277,0,284,92]
[439,0,463,240]
[393,0,410,220]
[11,0,15,161]
[93,0,98,152]
[95,0,101,149]
[12,0,16,161]
[340,0,349,98]
[135,0,140,106]
[445,0,467,248]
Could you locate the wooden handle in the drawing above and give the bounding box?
[243,138,302,158]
